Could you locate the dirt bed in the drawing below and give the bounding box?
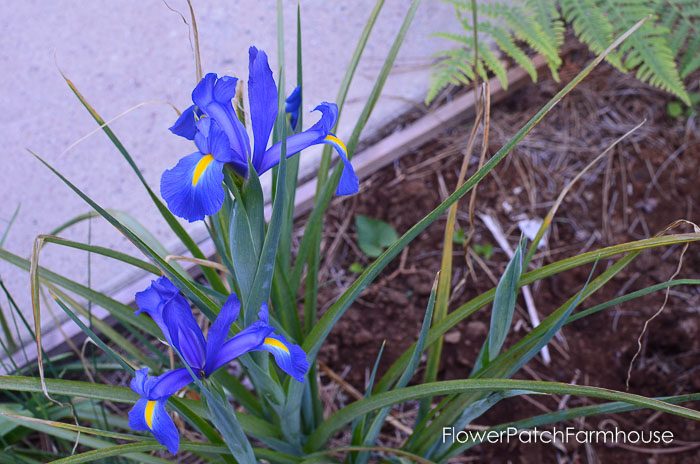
[309,47,700,463]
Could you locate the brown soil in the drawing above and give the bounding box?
[312,47,700,463]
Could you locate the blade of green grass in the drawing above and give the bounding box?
[443,392,700,459]
[286,1,417,442]
[567,278,700,324]
[410,257,617,455]
[14,422,169,464]
[35,235,160,275]
[49,210,178,270]
[0,203,20,247]
[0,375,278,444]
[303,446,436,464]
[200,384,256,463]
[274,0,301,273]
[292,0,386,336]
[307,378,700,450]
[424,261,600,460]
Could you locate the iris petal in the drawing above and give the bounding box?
[248,46,279,170]
[192,73,216,108]
[213,76,238,102]
[160,152,225,222]
[169,105,201,140]
[208,321,273,373]
[194,118,243,167]
[128,398,150,431]
[256,103,339,174]
[285,86,302,130]
[192,73,250,173]
[323,134,359,196]
[258,333,309,383]
[135,278,184,345]
[205,293,241,372]
[149,368,193,399]
[163,297,207,371]
[150,400,180,454]
[129,368,152,398]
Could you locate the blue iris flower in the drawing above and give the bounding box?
[128,368,191,454]
[129,276,309,453]
[162,46,359,222]
[285,86,301,130]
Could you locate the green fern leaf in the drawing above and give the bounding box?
[483,2,562,79]
[680,41,700,77]
[427,49,477,104]
[656,0,700,78]
[477,41,509,88]
[480,22,539,81]
[560,0,624,70]
[527,0,565,47]
[432,0,697,106]
[602,0,689,104]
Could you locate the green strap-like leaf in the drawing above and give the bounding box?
[307,378,700,450]
[486,238,525,363]
[444,392,700,459]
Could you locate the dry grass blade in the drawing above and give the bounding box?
[186,0,203,82]
[524,119,648,265]
[422,96,484,408]
[318,361,413,435]
[467,79,491,238]
[29,235,53,403]
[28,241,83,453]
[165,255,230,274]
[626,219,700,389]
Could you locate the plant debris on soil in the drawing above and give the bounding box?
[305,45,700,463]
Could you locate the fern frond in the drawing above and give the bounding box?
[477,40,509,87]
[527,0,565,48]
[656,0,700,78]
[426,49,476,104]
[433,32,470,46]
[679,33,700,77]
[681,51,700,78]
[602,1,689,103]
[482,2,562,80]
[432,0,697,106]
[560,0,624,70]
[480,22,539,81]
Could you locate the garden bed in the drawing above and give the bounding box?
[311,47,700,463]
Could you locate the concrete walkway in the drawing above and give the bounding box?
[0,0,461,351]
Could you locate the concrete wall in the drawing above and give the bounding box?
[0,0,462,351]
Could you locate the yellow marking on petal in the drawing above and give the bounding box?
[144,400,157,429]
[264,337,289,353]
[324,134,347,155]
[192,154,214,186]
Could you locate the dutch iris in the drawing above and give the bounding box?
[128,277,309,453]
[162,46,359,222]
